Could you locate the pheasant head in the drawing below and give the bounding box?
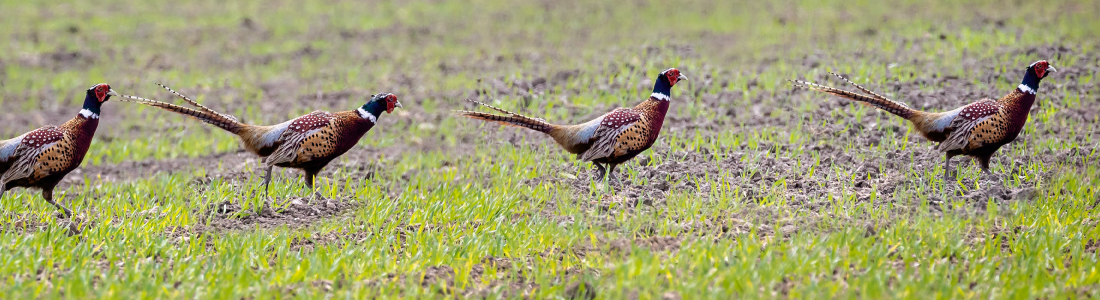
[651,68,688,101]
[81,83,118,119]
[357,93,403,122]
[1019,60,1057,94]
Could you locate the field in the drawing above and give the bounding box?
[1,0,1099,298]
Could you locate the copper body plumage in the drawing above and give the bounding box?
[791,60,1056,179]
[1,84,117,217]
[459,68,686,183]
[120,84,401,200]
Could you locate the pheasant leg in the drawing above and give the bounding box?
[42,189,73,218]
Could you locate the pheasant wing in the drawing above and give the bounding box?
[1,126,65,184]
[294,113,373,163]
[579,108,642,162]
[264,111,335,166]
[0,133,29,164]
[938,99,1002,152]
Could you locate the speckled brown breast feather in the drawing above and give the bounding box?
[5,116,98,186]
[609,98,669,163]
[265,111,335,166]
[289,111,373,166]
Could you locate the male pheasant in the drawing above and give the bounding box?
[791,60,1057,179]
[121,84,402,200]
[1,84,118,217]
[459,68,687,183]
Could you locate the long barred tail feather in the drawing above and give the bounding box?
[120,94,244,134]
[828,72,899,107]
[790,76,918,120]
[155,83,240,123]
[456,99,555,133]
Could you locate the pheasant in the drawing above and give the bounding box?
[459,68,687,183]
[120,84,402,200]
[1,84,118,217]
[791,60,1057,179]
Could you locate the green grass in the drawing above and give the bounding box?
[1,0,1099,298]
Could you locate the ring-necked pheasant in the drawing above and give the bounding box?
[459,68,687,183]
[791,60,1057,179]
[120,84,402,200]
[1,84,118,217]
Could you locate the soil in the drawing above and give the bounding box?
[199,197,361,231]
[359,255,548,298]
[59,150,257,188]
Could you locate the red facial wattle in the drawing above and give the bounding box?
[95,85,109,102]
[665,71,680,86]
[385,95,397,113]
[1033,61,1050,79]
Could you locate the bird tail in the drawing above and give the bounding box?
[456,99,557,134]
[120,83,246,134]
[791,72,920,120]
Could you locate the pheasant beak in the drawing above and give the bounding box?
[1047,66,1057,73]
[107,89,119,97]
[678,75,688,81]
[395,101,403,108]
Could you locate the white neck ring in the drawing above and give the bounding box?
[1018,84,1036,94]
[79,109,99,119]
[650,92,670,101]
[357,107,377,123]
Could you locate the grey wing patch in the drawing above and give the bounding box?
[1,139,61,185]
[264,111,335,166]
[937,100,1001,152]
[257,121,292,148]
[0,134,26,162]
[579,110,641,161]
[937,116,991,152]
[264,129,316,166]
[2,126,64,184]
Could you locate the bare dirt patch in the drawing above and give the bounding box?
[0,213,88,236]
[60,150,256,188]
[361,256,546,298]
[609,236,682,255]
[152,197,363,242]
[198,197,361,231]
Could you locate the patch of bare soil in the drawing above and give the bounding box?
[153,197,364,240]
[59,150,256,188]
[609,236,682,253]
[0,109,76,138]
[198,197,361,231]
[0,216,52,234]
[1086,240,1100,254]
[361,256,546,298]
[0,213,88,236]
